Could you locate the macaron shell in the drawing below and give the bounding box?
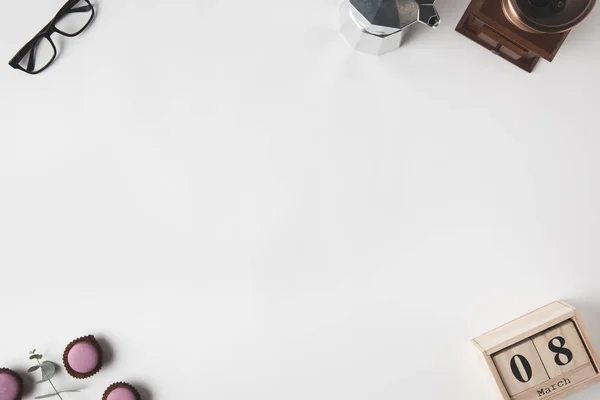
[67,342,100,374]
[106,387,137,400]
[0,372,20,400]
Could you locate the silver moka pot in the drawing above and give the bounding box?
[339,0,440,55]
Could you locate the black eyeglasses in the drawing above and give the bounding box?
[9,0,95,74]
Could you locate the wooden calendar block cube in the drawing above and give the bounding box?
[473,301,600,400]
[492,340,549,396]
[532,321,593,378]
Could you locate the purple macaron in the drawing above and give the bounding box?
[0,369,22,400]
[63,335,103,379]
[102,382,141,400]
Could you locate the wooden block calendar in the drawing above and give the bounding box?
[473,301,600,400]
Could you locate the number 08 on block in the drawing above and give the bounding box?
[473,301,600,400]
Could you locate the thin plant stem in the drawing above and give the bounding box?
[36,359,63,400]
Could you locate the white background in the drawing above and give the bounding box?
[1,0,600,399]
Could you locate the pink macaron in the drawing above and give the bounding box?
[0,369,23,400]
[102,382,141,400]
[63,335,103,379]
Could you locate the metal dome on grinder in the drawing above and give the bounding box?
[502,0,597,33]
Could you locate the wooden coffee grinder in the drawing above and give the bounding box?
[456,0,597,71]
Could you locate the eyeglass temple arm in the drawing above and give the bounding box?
[69,5,93,13]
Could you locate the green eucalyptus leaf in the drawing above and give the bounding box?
[36,361,56,383]
[41,361,55,377]
[42,361,56,375]
[27,365,40,373]
[29,354,42,360]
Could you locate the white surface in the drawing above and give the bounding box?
[1,0,600,399]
